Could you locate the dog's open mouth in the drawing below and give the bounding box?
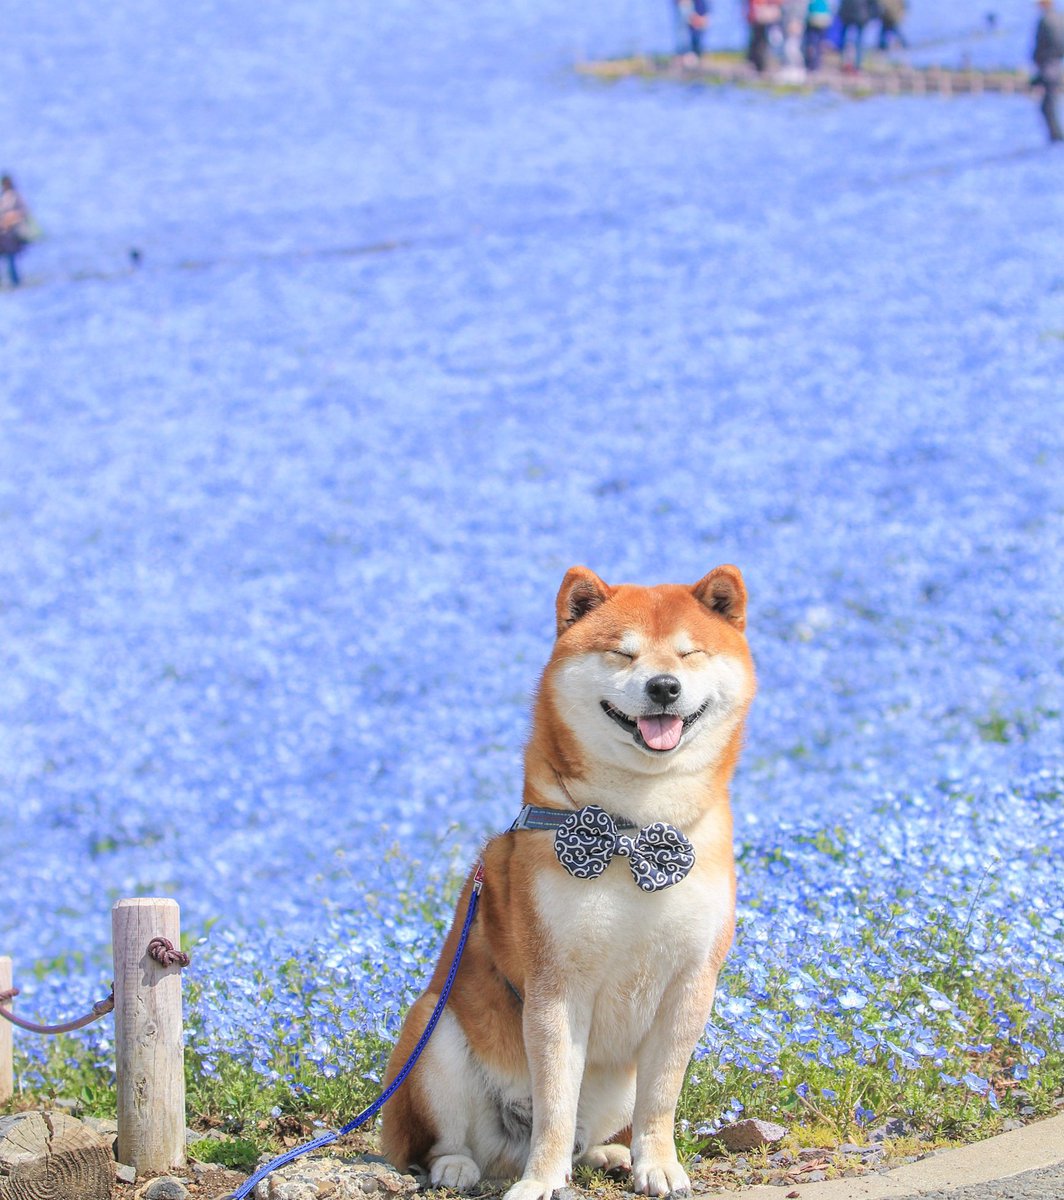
[601,698,711,752]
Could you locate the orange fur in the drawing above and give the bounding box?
[380,567,756,1200]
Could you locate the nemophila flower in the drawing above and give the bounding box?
[962,1072,991,1096]
[922,987,956,1013]
[0,0,1062,1123]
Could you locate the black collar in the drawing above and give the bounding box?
[510,803,636,832]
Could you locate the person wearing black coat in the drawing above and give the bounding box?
[838,0,872,69]
[1033,0,1064,142]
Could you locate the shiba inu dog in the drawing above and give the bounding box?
[381,565,756,1200]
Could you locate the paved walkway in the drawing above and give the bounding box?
[738,1113,1064,1200]
[894,1160,1064,1200]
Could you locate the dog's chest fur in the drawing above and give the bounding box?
[532,856,731,1063]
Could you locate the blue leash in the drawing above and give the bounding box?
[227,866,484,1199]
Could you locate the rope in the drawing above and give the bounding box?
[0,987,115,1035]
[227,867,484,1200]
[147,936,191,968]
[0,938,190,1036]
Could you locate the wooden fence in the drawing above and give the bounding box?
[0,897,186,1178]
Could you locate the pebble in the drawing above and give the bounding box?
[716,1118,787,1150]
[798,1147,830,1161]
[252,1156,420,1200]
[137,1177,190,1200]
[84,1115,120,1138]
[868,1117,909,1143]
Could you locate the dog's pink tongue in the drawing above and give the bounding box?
[638,714,683,751]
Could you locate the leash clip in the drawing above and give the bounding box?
[510,806,535,832]
[472,863,486,894]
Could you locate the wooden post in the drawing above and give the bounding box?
[0,956,12,1103]
[112,899,186,1174]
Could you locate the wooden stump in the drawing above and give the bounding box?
[0,1111,113,1200]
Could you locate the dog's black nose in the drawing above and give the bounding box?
[645,674,682,706]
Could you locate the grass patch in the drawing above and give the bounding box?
[188,1137,261,1172]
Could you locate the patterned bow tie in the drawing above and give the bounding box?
[513,804,695,892]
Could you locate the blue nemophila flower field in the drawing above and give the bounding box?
[1,0,1062,1145]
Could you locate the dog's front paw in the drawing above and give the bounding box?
[430,1153,482,1191]
[503,1175,568,1200]
[578,1143,632,1175]
[632,1158,690,1197]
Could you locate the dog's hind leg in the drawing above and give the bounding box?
[416,1010,486,1190]
[576,1064,636,1176]
[430,1153,482,1191]
[382,1000,485,1190]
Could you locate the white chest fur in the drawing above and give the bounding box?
[532,858,731,1066]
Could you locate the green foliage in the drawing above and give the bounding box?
[189,1137,261,1171]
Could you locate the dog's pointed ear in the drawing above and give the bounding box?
[556,566,612,637]
[692,565,747,631]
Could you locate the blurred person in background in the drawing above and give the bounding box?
[747,0,782,72]
[803,0,833,69]
[779,0,808,80]
[838,0,873,70]
[876,0,909,49]
[676,0,712,65]
[0,175,33,287]
[1032,0,1064,142]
